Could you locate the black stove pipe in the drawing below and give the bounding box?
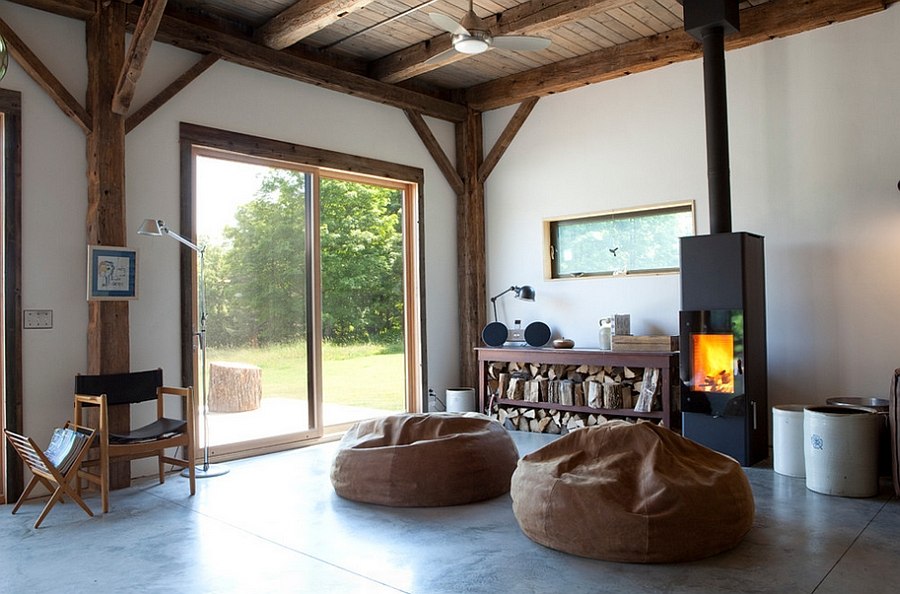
[700,25,732,235]
[680,0,739,235]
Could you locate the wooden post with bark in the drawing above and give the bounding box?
[86,1,131,489]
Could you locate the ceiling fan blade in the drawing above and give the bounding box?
[491,35,552,52]
[429,12,469,36]
[424,46,462,65]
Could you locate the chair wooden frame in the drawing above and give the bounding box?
[4,422,97,528]
[74,383,196,513]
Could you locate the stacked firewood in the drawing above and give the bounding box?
[497,406,622,434]
[486,360,663,434]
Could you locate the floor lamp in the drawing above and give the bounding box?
[138,218,229,478]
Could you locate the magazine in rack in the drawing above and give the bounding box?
[44,426,92,474]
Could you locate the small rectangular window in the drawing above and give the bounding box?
[545,201,695,279]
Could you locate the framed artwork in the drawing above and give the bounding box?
[87,245,138,300]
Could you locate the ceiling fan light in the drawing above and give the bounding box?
[455,37,489,54]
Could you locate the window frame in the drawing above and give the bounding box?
[543,200,695,280]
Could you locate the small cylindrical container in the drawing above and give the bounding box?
[772,404,808,477]
[446,388,476,413]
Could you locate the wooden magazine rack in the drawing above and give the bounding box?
[4,422,97,528]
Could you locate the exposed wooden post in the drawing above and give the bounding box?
[455,109,485,389]
[86,0,131,489]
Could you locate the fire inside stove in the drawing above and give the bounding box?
[691,334,735,393]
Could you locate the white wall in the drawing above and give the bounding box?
[483,7,900,408]
[3,2,899,450]
[0,3,459,443]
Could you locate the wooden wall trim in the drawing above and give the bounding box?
[180,122,425,184]
[1,89,24,501]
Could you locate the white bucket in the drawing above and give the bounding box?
[804,405,880,497]
[772,404,808,478]
[446,388,476,413]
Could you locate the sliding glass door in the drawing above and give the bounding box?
[186,125,423,460]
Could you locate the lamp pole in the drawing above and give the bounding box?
[138,218,229,478]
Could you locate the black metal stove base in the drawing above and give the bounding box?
[682,411,758,466]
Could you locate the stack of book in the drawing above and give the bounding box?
[611,335,679,352]
[44,426,92,474]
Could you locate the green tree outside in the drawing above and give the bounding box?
[204,169,404,349]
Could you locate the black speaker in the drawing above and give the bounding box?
[524,321,551,347]
[481,321,508,347]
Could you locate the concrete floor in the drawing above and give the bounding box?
[3,431,900,594]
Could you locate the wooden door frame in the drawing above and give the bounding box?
[1,89,23,502]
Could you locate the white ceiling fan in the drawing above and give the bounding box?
[427,0,551,63]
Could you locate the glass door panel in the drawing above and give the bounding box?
[197,155,317,450]
[319,177,407,427]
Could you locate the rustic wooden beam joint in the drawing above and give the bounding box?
[479,97,538,184]
[112,0,168,115]
[126,53,219,133]
[404,109,465,195]
[0,17,92,134]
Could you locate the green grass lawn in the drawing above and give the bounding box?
[207,341,405,411]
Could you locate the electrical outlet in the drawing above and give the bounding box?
[24,309,53,329]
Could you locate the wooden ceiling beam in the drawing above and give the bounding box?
[256,0,377,50]
[5,0,94,20]
[112,0,168,114]
[370,0,635,84]
[493,0,635,36]
[138,7,468,122]
[466,0,892,112]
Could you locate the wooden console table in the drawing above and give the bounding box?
[476,347,680,431]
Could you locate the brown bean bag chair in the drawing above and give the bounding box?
[511,421,754,563]
[330,413,519,507]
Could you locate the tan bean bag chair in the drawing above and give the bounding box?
[511,421,754,563]
[331,413,519,507]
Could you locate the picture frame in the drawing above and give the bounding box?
[87,245,138,300]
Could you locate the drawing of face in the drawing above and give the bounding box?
[98,260,114,284]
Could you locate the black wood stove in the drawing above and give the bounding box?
[680,232,767,466]
[676,0,768,466]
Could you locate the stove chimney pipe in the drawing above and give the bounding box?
[679,0,740,235]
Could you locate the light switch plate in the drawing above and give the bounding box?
[24,309,53,329]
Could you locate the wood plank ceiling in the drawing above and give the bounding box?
[7,0,894,122]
